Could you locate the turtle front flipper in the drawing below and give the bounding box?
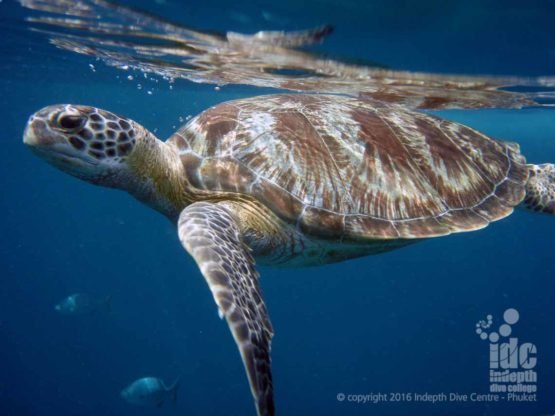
[177,202,274,416]
[524,164,555,214]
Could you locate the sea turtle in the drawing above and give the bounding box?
[23,94,555,415]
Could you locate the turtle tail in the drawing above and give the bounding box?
[523,164,555,214]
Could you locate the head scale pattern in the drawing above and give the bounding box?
[56,105,137,163]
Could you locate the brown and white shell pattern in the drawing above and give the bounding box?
[169,94,529,241]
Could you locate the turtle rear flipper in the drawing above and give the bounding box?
[524,164,555,214]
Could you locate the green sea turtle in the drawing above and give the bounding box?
[23,94,555,415]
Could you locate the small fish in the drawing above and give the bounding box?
[54,293,112,315]
[121,377,180,408]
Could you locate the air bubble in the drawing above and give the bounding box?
[214,86,221,91]
[127,75,134,81]
[89,64,96,72]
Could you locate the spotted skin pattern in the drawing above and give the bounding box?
[60,106,137,161]
[170,94,530,241]
[178,202,274,416]
[524,164,555,214]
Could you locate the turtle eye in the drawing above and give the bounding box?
[58,114,85,130]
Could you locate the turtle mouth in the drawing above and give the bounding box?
[29,148,101,184]
[24,121,100,170]
[53,150,99,167]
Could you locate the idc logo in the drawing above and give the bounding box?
[475,308,538,400]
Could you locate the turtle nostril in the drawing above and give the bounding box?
[58,114,85,130]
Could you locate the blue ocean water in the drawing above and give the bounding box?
[1,0,555,415]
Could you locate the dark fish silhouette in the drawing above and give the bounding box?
[54,293,112,315]
[121,377,180,408]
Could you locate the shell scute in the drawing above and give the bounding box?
[298,207,344,238]
[473,195,513,222]
[251,179,305,221]
[439,210,490,232]
[344,215,400,239]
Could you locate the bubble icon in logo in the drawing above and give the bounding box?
[475,308,520,343]
[503,308,519,325]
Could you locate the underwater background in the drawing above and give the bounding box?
[1,0,555,415]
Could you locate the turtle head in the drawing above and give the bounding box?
[23,104,141,187]
[24,104,190,218]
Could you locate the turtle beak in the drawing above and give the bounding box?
[23,114,68,166]
[23,106,68,148]
[23,121,36,146]
[24,107,103,184]
[23,116,50,147]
